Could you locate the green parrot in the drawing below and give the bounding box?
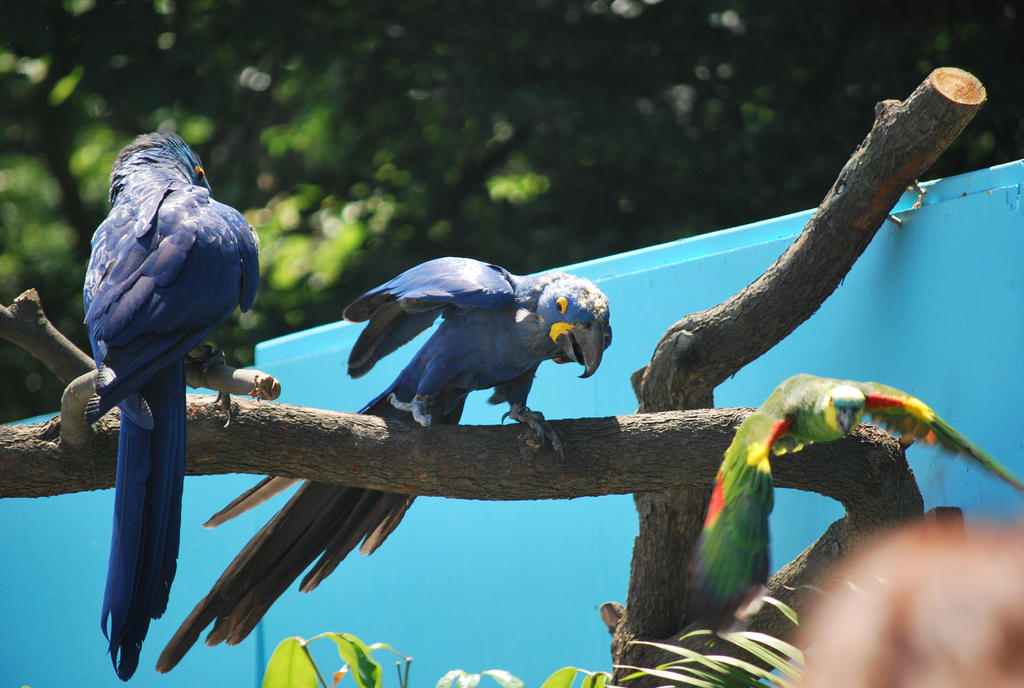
[690,373,1024,631]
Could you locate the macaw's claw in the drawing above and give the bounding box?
[187,344,227,373]
[505,402,564,456]
[389,392,433,427]
[215,391,233,427]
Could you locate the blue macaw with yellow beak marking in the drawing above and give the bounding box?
[157,257,611,672]
[83,132,259,680]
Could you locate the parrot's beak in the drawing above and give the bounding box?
[556,320,608,378]
[835,406,859,435]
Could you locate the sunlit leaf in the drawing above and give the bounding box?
[321,632,383,688]
[481,669,524,688]
[436,669,464,688]
[455,672,482,688]
[262,637,319,688]
[48,66,84,105]
[580,671,609,688]
[719,632,803,679]
[615,664,720,688]
[760,596,800,626]
[540,666,578,688]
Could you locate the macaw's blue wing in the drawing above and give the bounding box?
[342,257,516,378]
[86,131,258,681]
[85,188,257,423]
[157,259,613,675]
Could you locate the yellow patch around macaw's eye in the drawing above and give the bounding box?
[556,296,568,314]
[194,165,206,182]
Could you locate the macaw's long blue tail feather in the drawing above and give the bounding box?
[101,362,186,681]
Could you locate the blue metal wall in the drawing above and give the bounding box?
[3,160,1022,687]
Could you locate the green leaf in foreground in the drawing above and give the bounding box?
[436,669,464,688]
[320,632,383,688]
[263,637,320,688]
[482,669,525,688]
[455,672,483,688]
[540,667,579,688]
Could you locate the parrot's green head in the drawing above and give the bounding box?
[537,274,612,378]
[825,384,865,435]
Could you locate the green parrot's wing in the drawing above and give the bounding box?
[690,409,792,631]
[855,381,1024,494]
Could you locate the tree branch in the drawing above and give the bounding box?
[0,288,282,445]
[634,67,986,411]
[0,289,94,385]
[0,397,915,509]
[614,67,985,679]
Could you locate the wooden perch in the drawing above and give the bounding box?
[0,288,94,385]
[615,67,986,680]
[0,396,915,510]
[0,288,282,445]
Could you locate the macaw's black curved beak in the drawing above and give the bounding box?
[556,320,608,378]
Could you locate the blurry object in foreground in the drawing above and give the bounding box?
[800,521,1024,688]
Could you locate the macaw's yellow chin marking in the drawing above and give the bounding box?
[548,321,574,343]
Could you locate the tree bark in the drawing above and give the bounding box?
[1,399,908,503]
[615,67,985,680]
[0,288,94,386]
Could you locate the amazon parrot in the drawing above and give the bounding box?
[156,256,611,672]
[83,132,259,679]
[690,373,1024,631]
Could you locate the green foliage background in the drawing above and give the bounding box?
[1,0,1021,422]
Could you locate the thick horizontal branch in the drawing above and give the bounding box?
[1,397,910,511]
[0,289,282,445]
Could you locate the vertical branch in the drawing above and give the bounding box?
[613,68,986,678]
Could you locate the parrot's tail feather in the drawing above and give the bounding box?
[101,363,186,681]
[928,416,1024,494]
[303,491,413,589]
[202,476,300,528]
[157,483,411,673]
[689,458,774,634]
[360,494,415,556]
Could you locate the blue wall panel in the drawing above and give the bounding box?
[2,159,1022,686]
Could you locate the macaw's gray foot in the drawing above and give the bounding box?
[504,402,564,456]
[389,393,433,427]
[188,344,234,425]
[214,391,233,427]
[187,343,226,372]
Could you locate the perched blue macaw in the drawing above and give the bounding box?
[156,257,611,672]
[83,132,259,680]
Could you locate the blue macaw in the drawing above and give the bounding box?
[83,132,259,680]
[156,257,611,672]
